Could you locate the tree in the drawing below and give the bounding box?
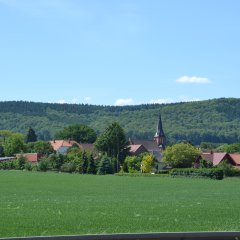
[216,142,240,153]
[141,154,155,173]
[124,156,141,173]
[0,144,4,157]
[55,124,97,143]
[163,143,201,168]
[87,152,96,174]
[26,127,37,143]
[95,122,128,172]
[27,141,54,155]
[81,151,88,174]
[97,155,114,175]
[3,137,26,156]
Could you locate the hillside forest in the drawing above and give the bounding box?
[0,98,240,145]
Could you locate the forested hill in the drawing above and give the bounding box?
[0,98,240,145]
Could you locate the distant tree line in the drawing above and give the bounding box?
[0,98,240,144]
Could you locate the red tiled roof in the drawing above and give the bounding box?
[49,140,80,151]
[16,153,43,163]
[129,144,143,153]
[229,154,240,165]
[212,152,228,166]
[201,152,228,166]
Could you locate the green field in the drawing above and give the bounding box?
[1,171,240,238]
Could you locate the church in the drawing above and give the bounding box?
[129,113,166,171]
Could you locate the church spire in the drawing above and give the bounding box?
[154,112,166,149]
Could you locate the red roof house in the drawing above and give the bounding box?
[49,140,80,154]
[201,152,240,167]
[16,153,43,163]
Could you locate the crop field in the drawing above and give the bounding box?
[0,171,240,238]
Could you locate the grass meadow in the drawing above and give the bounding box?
[0,171,240,238]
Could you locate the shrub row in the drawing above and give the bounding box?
[170,168,224,180]
[115,172,169,177]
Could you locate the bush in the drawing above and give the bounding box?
[17,156,27,170]
[60,162,76,173]
[217,161,238,177]
[38,158,51,172]
[24,162,33,171]
[170,168,224,180]
[0,160,17,170]
[115,173,169,177]
[158,170,170,174]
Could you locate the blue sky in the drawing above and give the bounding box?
[0,0,239,106]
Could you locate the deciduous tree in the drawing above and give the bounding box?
[163,143,200,168]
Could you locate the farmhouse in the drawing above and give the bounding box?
[49,139,95,154]
[49,139,80,154]
[201,152,240,168]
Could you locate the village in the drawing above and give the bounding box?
[1,114,240,177]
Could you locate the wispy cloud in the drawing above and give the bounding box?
[115,98,134,106]
[176,76,211,84]
[179,96,201,102]
[57,99,67,104]
[84,97,92,102]
[149,98,173,104]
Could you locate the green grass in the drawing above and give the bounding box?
[1,171,240,237]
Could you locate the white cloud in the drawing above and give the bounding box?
[149,98,173,104]
[57,99,67,104]
[115,98,134,106]
[72,98,78,104]
[84,97,92,102]
[176,76,211,84]
[179,96,201,102]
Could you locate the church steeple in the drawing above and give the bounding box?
[154,112,166,149]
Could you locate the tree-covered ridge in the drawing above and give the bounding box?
[0,98,240,145]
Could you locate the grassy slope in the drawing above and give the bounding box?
[1,171,240,237]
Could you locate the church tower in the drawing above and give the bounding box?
[154,113,166,149]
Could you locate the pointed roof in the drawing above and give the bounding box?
[154,113,165,138]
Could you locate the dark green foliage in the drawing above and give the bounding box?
[97,155,114,175]
[216,143,240,153]
[216,160,240,177]
[95,122,128,168]
[199,159,213,168]
[24,162,33,171]
[26,127,37,143]
[0,145,4,157]
[60,162,76,173]
[115,172,169,177]
[170,168,224,180]
[16,155,27,170]
[47,153,66,171]
[3,137,26,156]
[81,151,88,174]
[1,98,240,145]
[38,158,51,172]
[55,124,97,143]
[26,141,54,155]
[158,170,170,174]
[0,160,17,170]
[86,153,96,174]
